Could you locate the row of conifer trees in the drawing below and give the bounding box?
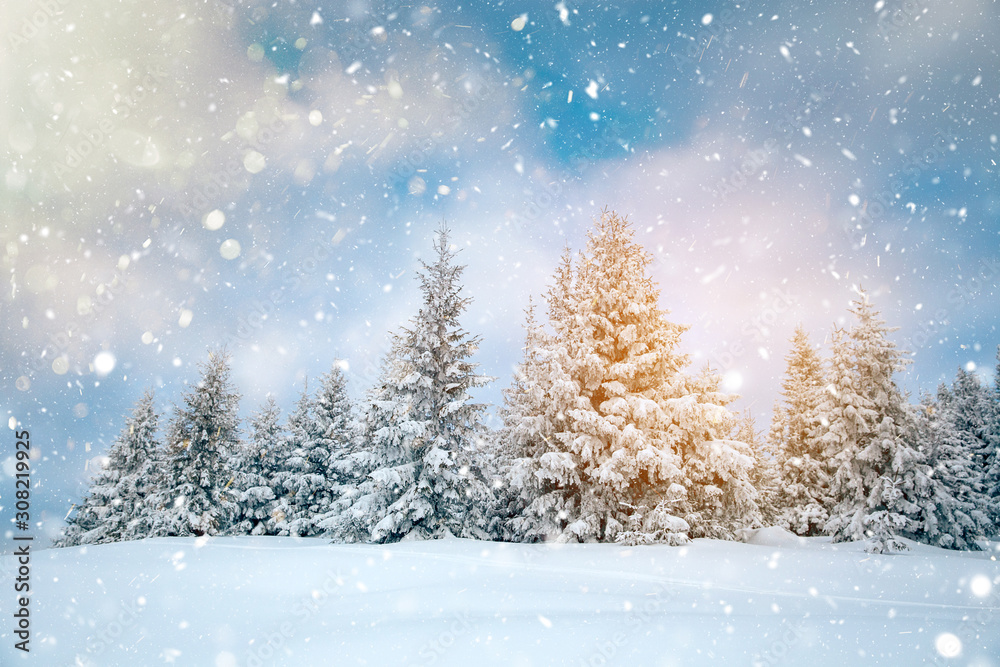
[55,211,1000,554]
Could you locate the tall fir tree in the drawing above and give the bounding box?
[371,225,493,541]
[677,366,761,540]
[55,390,162,546]
[941,369,996,464]
[822,291,933,553]
[769,325,831,535]
[509,210,759,544]
[228,396,284,536]
[489,300,540,538]
[506,249,589,542]
[336,225,493,542]
[272,367,356,538]
[148,349,241,537]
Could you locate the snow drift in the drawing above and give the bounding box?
[2,535,998,665]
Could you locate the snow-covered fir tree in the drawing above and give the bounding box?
[148,349,241,537]
[324,340,420,542]
[989,347,1000,518]
[308,363,362,536]
[269,382,332,537]
[822,291,930,553]
[939,367,1000,529]
[735,410,779,529]
[228,396,284,536]
[676,367,761,540]
[769,325,831,535]
[941,368,998,468]
[509,210,759,544]
[813,326,874,536]
[499,297,580,541]
[911,394,994,549]
[55,390,162,547]
[314,363,358,494]
[505,250,589,542]
[335,225,493,542]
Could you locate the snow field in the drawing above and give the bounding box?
[2,532,998,666]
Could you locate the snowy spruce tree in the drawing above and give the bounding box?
[328,366,416,545]
[335,225,493,542]
[938,367,1000,528]
[269,382,330,537]
[504,251,589,542]
[308,363,363,536]
[324,341,420,542]
[769,325,831,535]
[55,390,162,547]
[821,291,933,553]
[273,368,356,537]
[228,396,285,536]
[735,410,779,529]
[148,349,241,537]
[989,347,1000,518]
[508,210,759,544]
[500,296,580,541]
[314,363,358,494]
[677,367,761,540]
[911,393,994,549]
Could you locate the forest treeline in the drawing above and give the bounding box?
[55,211,1000,554]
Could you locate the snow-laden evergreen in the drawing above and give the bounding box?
[939,367,1000,529]
[488,300,540,540]
[315,363,358,491]
[500,296,581,542]
[769,325,831,535]
[676,368,761,540]
[911,394,994,549]
[370,226,493,541]
[273,367,357,537]
[148,350,241,537]
[324,341,420,542]
[269,383,329,536]
[822,292,931,553]
[55,390,162,547]
[989,348,1000,519]
[735,410,779,529]
[333,226,493,542]
[504,252,589,542]
[308,364,362,535]
[228,396,284,536]
[508,210,759,544]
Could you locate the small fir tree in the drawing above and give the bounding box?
[148,349,241,537]
[228,396,284,536]
[55,390,162,546]
[769,326,831,535]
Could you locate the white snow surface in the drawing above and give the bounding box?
[3,535,999,665]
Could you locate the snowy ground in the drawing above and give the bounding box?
[3,530,999,666]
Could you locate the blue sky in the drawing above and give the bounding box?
[2,0,998,543]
